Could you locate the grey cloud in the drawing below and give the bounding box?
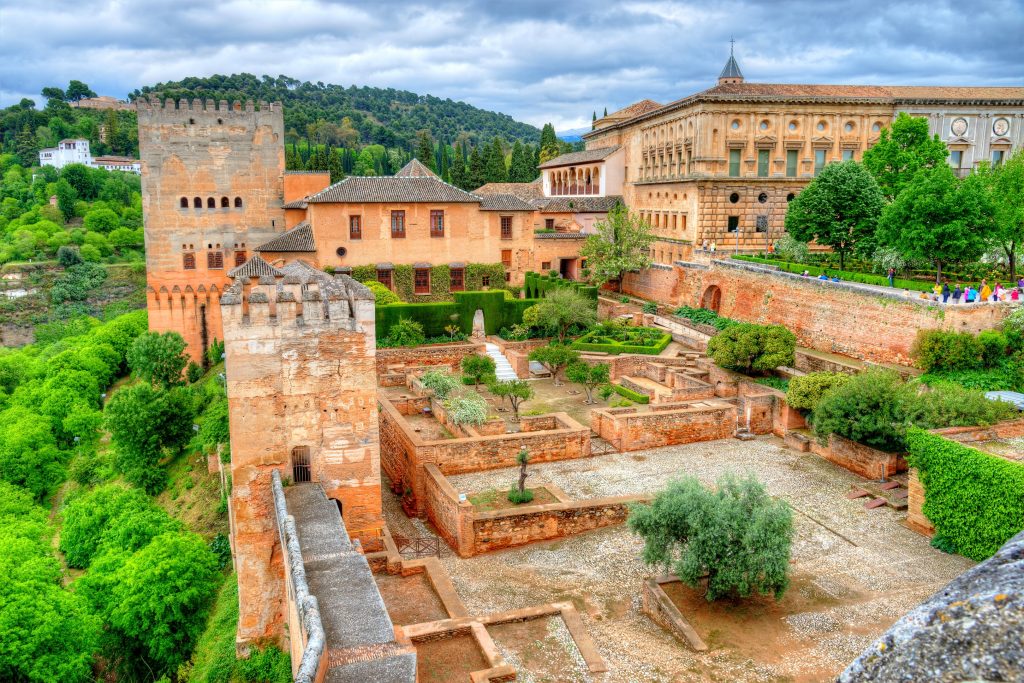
[0,0,1021,130]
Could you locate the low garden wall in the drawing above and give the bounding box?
[641,576,708,651]
[376,341,483,381]
[591,401,738,452]
[796,433,907,479]
[931,418,1024,444]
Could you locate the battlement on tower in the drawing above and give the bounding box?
[136,95,283,116]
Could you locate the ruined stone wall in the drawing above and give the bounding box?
[592,402,737,452]
[422,464,473,557]
[624,259,1011,365]
[138,97,286,360]
[223,274,381,646]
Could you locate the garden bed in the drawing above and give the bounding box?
[468,485,560,512]
[570,326,671,355]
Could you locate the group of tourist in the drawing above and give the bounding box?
[908,278,1023,304]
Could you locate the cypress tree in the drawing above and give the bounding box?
[604,107,608,116]
[328,148,344,183]
[485,138,508,183]
[450,144,467,189]
[509,140,534,183]
[415,130,436,171]
[439,143,451,180]
[539,123,561,164]
[468,145,486,190]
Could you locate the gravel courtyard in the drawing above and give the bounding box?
[383,436,974,683]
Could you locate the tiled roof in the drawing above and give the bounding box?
[228,254,284,279]
[473,180,544,201]
[255,222,316,253]
[538,146,621,169]
[607,100,663,119]
[479,194,536,211]
[534,232,588,239]
[307,174,480,203]
[283,199,308,209]
[538,196,623,213]
[394,159,439,178]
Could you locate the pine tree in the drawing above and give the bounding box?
[415,130,437,171]
[450,144,467,189]
[485,138,508,183]
[468,145,486,190]
[604,107,608,116]
[539,123,561,165]
[509,140,535,183]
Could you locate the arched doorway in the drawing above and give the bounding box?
[701,285,722,313]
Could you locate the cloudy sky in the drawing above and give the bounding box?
[1,0,1022,131]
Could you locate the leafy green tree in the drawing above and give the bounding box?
[539,123,560,163]
[55,178,77,221]
[127,331,189,388]
[580,204,653,291]
[418,369,460,400]
[461,353,496,390]
[353,148,376,176]
[706,323,796,375]
[878,164,991,282]
[522,288,597,343]
[863,112,949,201]
[41,86,66,101]
[785,372,851,412]
[415,130,437,172]
[784,161,884,269]
[487,378,533,421]
[65,80,97,102]
[509,140,535,182]
[60,483,172,568]
[528,344,580,385]
[811,369,910,451]
[565,361,610,403]
[0,406,66,501]
[56,245,82,267]
[105,384,195,494]
[985,151,1024,281]
[629,472,794,601]
[82,208,120,233]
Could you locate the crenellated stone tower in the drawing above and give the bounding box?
[220,259,383,646]
[138,97,287,361]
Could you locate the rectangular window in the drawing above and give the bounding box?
[757,149,769,177]
[349,215,361,239]
[786,150,798,177]
[450,268,464,291]
[501,249,512,269]
[414,268,430,294]
[814,149,827,175]
[500,215,512,239]
[183,252,196,270]
[391,210,405,238]
[729,149,741,177]
[950,150,963,169]
[545,218,554,229]
[234,250,246,267]
[207,250,224,269]
[481,275,491,287]
[727,216,739,233]
[541,261,551,271]
[377,269,392,289]
[842,149,854,161]
[430,210,444,237]
[755,215,768,233]
[505,272,511,283]
[993,150,1005,166]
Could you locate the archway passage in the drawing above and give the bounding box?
[701,285,722,313]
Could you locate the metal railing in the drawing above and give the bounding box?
[271,470,325,683]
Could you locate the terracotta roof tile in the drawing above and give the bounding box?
[394,159,439,178]
[473,180,543,201]
[479,194,536,211]
[307,175,480,204]
[228,254,284,279]
[538,146,621,169]
[255,222,316,253]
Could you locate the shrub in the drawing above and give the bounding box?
[706,323,796,375]
[977,330,1009,367]
[673,306,738,331]
[507,488,535,504]
[619,296,630,303]
[386,317,426,347]
[57,244,83,267]
[786,372,851,412]
[461,353,496,389]
[611,382,650,404]
[629,472,794,601]
[642,301,658,314]
[186,361,204,384]
[206,338,225,367]
[362,279,400,306]
[912,330,984,372]
[419,370,459,399]
[444,391,489,426]
[811,370,911,452]
[754,376,790,391]
[570,325,671,356]
[906,428,1024,560]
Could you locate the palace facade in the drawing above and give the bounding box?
[580,50,1024,261]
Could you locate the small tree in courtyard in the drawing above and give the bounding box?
[580,204,654,291]
[444,391,489,426]
[487,379,534,422]
[528,344,579,386]
[522,288,597,343]
[628,472,794,601]
[508,447,533,504]
[706,323,795,375]
[461,354,496,391]
[565,361,610,404]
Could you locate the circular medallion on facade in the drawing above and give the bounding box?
[951,118,968,136]
[993,118,1010,136]
[729,192,740,204]
[758,192,768,204]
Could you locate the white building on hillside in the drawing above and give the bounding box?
[38,138,140,174]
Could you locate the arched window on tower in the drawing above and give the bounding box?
[179,197,188,208]
[207,197,215,209]
[193,197,201,208]
[221,196,229,208]
[234,197,243,208]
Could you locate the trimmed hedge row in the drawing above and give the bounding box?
[524,271,598,300]
[906,427,1024,561]
[570,328,672,355]
[732,255,935,292]
[351,262,511,303]
[612,383,651,404]
[376,290,542,339]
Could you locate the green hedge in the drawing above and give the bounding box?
[523,271,598,300]
[732,255,936,292]
[570,328,672,355]
[612,383,651,404]
[376,290,542,339]
[906,427,1024,561]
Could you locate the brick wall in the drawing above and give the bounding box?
[592,401,737,452]
[809,434,907,479]
[376,342,483,379]
[931,419,1024,444]
[906,468,935,537]
[422,464,473,556]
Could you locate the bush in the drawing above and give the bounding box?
[386,317,426,347]
[362,279,400,306]
[443,391,489,426]
[570,325,671,356]
[906,428,1024,560]
[707,323,796,375]
[507,487,535,505]
[57,244,83,267]
[629,472,794,601]
[461,353,496,388]
[642,301,658,314]
[786,372,851,412]
[418,370,459,399]
[978,330,1009,367]
[912,330,984,372]
[673,306,738,331]
[186,361,203,384]
[611,382,650,404]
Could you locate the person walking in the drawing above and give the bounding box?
[981,280,992,302]
[942,281,950,303]
[995,283,1004,301]
[1012,288,1020,302]
[887,267,896,288]
[953,283,963,303]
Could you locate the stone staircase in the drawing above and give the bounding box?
[485,342,518,381]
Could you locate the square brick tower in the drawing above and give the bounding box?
[220,259,383,645]
[137,97,287,361]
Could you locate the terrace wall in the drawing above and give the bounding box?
[807,434,907,479]
[591,401,738,452]
[376,342,483,381]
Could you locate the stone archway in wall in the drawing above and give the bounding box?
[700,285,722,312]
